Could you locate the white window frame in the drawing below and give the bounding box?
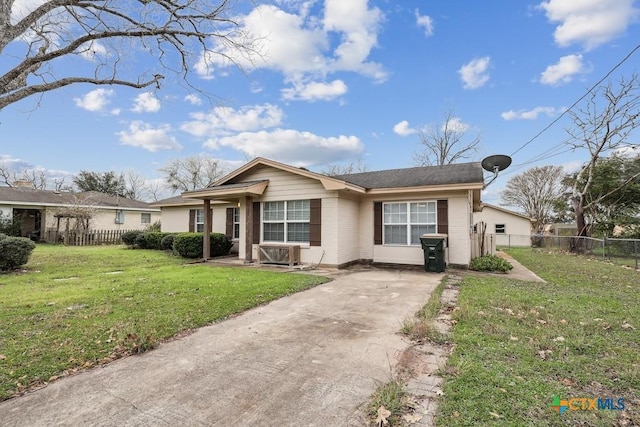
[262,200,310,243]
[141,213,151,224]
[383,201,437,246]
[495,224,506,234]
[232,207,240,240]
[115,210,125,224]
[195,209,205,233]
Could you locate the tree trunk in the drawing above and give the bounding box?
[572,195,588,253]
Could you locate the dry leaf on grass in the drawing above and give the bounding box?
[621,322,634,330]
[403,413,424,424]
[376,406,391,426]
[489,411,501,418]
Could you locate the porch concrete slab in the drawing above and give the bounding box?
[0,269,440,427]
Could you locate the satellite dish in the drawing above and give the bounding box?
[481,154,512,189]
[481,154,512,172]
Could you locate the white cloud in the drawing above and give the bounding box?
[74,88,114,112]
[393,120,416,136]
[117,121,182,152]
[444,117,469,133]
[131,92,161,113]
[281,79,348,101]
[181,104,284,137]
[458,57,491,89]
[539,54,584,86]
[613,145,640,157]
[77,41,108,61]
[501,106,561,120]
[562,160,584,174]
[539,0,639,50]
[204,129,363,167]
[415,9,434,37]
[195,1,387,86]
[184,94,202,105]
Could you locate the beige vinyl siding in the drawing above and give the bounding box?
[335,197,361,265]
[160,207,190,232]
[447,196,471,266]
[44,208,160,232]
[474,206,532,247]
[234,165,329,200]
[360,191,472,267]
[234,166,337,265]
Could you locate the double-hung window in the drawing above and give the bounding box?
[383,201,436,245]
[263,200,310,243]
[195,209,205,232]
[232,208,240,239]
[141,213,151,224]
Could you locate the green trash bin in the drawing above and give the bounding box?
[420,234,447,272]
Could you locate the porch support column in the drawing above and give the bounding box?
[203,199,211,260]
[245,196,253,263]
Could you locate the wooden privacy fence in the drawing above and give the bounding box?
[44,228,135,246]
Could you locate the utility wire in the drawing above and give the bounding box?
[509,41,640,158]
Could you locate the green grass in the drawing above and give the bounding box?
[401,276,448,344]
[0,245,328,400]
[437,248,639,426]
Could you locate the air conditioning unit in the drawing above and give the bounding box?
[258,244,301,266]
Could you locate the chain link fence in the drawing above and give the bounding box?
[498,234,640,270]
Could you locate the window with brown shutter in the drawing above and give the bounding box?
[225,208,234,239]
[374,202,382,245]
[437,200,448,235]
[252,202,260,244]
[309,199,321,246]
[188,209,195,232]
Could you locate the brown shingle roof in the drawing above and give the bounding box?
[334,162,484,189]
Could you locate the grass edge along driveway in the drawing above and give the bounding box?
[0,245,328,401]
[437,248,639,427]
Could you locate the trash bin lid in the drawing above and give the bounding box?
[420,233,448,239]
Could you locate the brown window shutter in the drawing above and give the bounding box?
[188,209,195,233]
[374,202,382,245]
[225,208,234,239]
[207,207,213,232]
[309,199,321,246]
[252,202,260,244]
[437,200,448,235]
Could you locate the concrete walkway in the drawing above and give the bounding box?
[496,250,546,282]
[0,269,440,427]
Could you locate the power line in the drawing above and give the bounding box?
[509,41,640,158]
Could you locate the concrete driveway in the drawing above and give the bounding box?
[0,268,440,427]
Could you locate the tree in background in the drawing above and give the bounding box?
[321,159,369,176]
[564,154,640,237]
[413,109,481,166]
[158,155,226,192]
[0,0,257,110]
[73,171,127,197]
[566,73,640,239]
[0,164,68,190]
[500,165,567,232]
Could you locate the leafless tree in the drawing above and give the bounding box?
[144,179,168,202]
[566,73,640,238]
[121,169,149,201]
[0,0,257,110]
[413,109,481,166]
[321,159,369,176]
[500,165,566,232]
[0,164,54,188]
[158,154,226,192]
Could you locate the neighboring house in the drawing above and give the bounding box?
[0,185,160,241]
[473,204,533,247]
[155,157,486,268]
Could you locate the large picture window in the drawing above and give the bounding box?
[263,200,310,243]
[383,201,436,245]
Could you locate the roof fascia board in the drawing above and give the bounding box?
[211,157,365,193]
[182,180,269,200]
[365,182,484,195]
[0,201,158,211]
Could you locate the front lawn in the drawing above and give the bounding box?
[437,248,639,426]
[0,245,328,400]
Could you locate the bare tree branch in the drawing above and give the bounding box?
[567,73,640,238]
[413,109,480,166]
[158,154,226,192]
[0,0,258,110]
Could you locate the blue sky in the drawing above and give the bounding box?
[1,0,640,203]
